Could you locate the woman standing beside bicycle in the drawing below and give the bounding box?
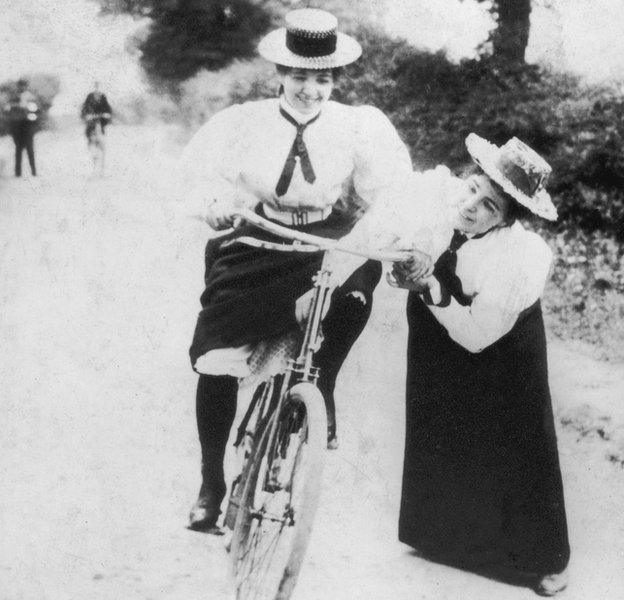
[331,135,570,596]
[180,8,411,533]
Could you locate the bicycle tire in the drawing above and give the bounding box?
[231,382,327,600]
[224,376,282,530]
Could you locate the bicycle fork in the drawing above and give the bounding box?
[256,268,331,497]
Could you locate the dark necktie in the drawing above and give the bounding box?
[431,229,471,306]
[275,107,319,197]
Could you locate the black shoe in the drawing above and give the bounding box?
[534,571,568,596]
[188,497,223,535]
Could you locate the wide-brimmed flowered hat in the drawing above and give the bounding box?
[465,133,558,221]
[258,8,362,70]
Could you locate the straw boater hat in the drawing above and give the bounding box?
[258,8,362,70]
[465,133,558,221]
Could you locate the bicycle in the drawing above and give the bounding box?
[214,208,410,600]
[84,112,110,177]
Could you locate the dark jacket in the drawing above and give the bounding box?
[4,90,39,124]
[81,92,112,121]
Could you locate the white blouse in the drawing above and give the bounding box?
[182,97,411,376]
[330,166,553,353]
[179,97,412,218]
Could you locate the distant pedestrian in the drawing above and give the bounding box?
[3,78,39,177]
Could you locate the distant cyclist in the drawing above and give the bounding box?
[81,82,112,176]
[81,81,112,141]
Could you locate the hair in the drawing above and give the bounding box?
[275,64,343,80]
[275,64,342,98]
[462,163,534,226]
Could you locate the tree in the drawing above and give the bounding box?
[490,0,532,63]
[97,0,272,87]
[471,0,532,64]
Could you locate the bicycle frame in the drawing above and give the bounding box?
[226,209,413,599]
[254,266,331,477]
[226,207,410,454]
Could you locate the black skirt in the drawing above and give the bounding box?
[189,209,360,367]
[399,294,570,576]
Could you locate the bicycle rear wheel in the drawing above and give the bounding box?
[231,382,326,600]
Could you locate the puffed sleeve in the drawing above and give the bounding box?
[178,104,250,218]
[429,231,553,353]
[325,166,455,287]
[351,105,412,208]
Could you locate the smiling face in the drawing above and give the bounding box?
[454,174,511,235]
[279,68,334,115]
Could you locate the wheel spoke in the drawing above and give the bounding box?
[239,525,284,598]
[231,385,325,600]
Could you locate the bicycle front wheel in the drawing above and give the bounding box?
[231,382,327,600]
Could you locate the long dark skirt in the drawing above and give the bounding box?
[399,293,570,576]
[189,209,371,367]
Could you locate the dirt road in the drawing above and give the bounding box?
[1,126,623,600]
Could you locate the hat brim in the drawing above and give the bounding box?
[466,134,558,221]
[258,28,362,69]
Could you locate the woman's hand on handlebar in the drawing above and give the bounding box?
[387,270,431,293]
[387,248,435,292]
[206,199,240,230]
[394,248,433,281]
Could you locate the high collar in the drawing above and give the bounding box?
[279,96,323,124]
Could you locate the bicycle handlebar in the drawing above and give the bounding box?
[84,113,111,121]
[213,207,411,263]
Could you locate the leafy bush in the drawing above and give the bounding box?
[548,92,624,235]
[137,0,272,89]
[179,58,278,130]
[335,27,624,239]
[542,227,624,360]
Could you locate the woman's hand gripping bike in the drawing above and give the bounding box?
[214,208,410,600]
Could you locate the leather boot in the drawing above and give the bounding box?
[188,374,238,533]
[315,261,380,447]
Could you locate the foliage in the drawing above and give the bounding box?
[97,0,161,15]
[0,74,60,136]
[330,26,624,239]
[102,0,272,89]
[179,58,277,129]
[541,227,624,361]
[548,92,624,235]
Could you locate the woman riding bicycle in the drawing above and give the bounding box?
[180,8,412,533]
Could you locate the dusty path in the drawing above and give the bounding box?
[1,126,623,600]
